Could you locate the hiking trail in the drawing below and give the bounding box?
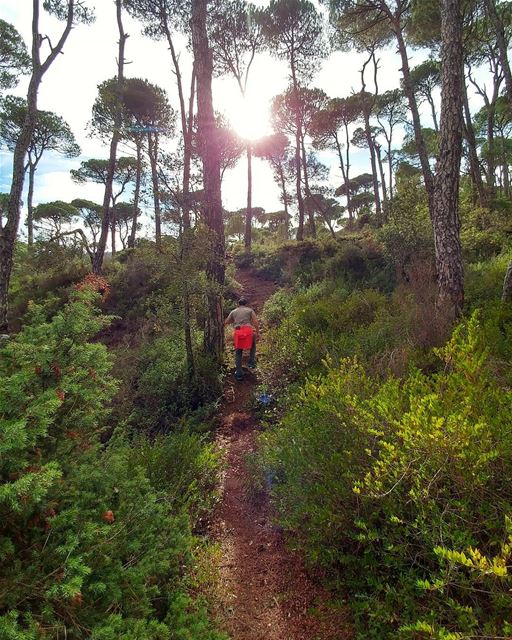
[211,266,352,640]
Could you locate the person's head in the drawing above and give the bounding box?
[238,297,248,306]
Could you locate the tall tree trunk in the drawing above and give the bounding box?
[432,0,465,316]
[300,135,316,237]
[387,139,394,200]
[148,132,162,245]
[1,0,76,331]
[363,105,381,219]
[93,0,127,273]
[503,157,510,198]
[27,160,36,246]
[110,204,116,255]
[427,95,439,134]
[360,56,382,221]
[277,163,290,239]
[294,129,305,240]
[334,135,352,225]
[376,144,388,217]
[394,25,435,208]
[182,65,196,232]
[182,66,196,379]
[245,142,252,249]
[344,122,353,222]
[486,101,497,196]
[485,0,512,101]
[290,62,305,241]
[462,75,486,206]
[191,0,225,361]
[128,138,142,248]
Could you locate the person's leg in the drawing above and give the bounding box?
[235,348,244,379]
[248,336,256,369]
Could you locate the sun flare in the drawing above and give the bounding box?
[226,93,272,141]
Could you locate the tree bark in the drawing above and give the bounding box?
[27,160,36,245]
[387,137,394,200]
[334,135,352,225]
[344,122,353,222]
[148,131,162,246]
[290,61,305,241]
[485,0,512,101]
[128,138,142,248]
[277,162,290,239]
[300,135,316,237]
[182,66,196,379]
[360,55,382,221]
[394,25,435,208]
[502,261,512,302]
[486,95,497,196]
[245,142,253,248]
[432,0,465,316]
[427,94,439,134]
[0,0,76,331]
[159,21,196,377]
[376,143,388,214]
[462,75,486,206]
[191,0,225,361]
[294,128,305,240]
[93,0,127,273]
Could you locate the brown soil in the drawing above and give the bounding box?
[212,267,352,640]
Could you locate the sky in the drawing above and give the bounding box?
[0,1,446,240]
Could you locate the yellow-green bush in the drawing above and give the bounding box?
[259,313,512,638]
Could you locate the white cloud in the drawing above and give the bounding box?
[33,170,104,206]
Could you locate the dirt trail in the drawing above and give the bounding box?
[212,267,351,640]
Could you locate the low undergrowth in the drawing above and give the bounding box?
[258,310,512,638]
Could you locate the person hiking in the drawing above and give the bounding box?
[224,298,260,381]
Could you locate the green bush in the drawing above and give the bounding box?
[259,312,512,638]
[8,242,89,330]
[126,335,222,433]
[378,182,433,282]
[459,200,512,263]
[262,284,408,386]
[0,292,225,639]
[465,250,512,309]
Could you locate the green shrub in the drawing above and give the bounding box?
[260,312,512,638]
[378,183,433,282]
[0,292,225,639]
[127,335,222,433]
[459,201,512,263]
[465,250,512,309]
[262,284,402,386]
[8,242,89,330]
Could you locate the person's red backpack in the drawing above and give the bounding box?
[234,325,254,349]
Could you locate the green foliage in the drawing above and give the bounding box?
[378,178,433,279]
[104,241,222,430]
[465,250,512,309]
[459,200,512,263]
[0,19,31,90]
[0,292,225,638]
[259,312,512,637]
[8,242,89,330]
[0,95,81,158]
[128,334,222,432]
[236,238,390,289]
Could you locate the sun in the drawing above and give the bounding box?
[225,92,272,141]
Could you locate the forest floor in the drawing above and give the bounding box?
[210,266,352,640]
